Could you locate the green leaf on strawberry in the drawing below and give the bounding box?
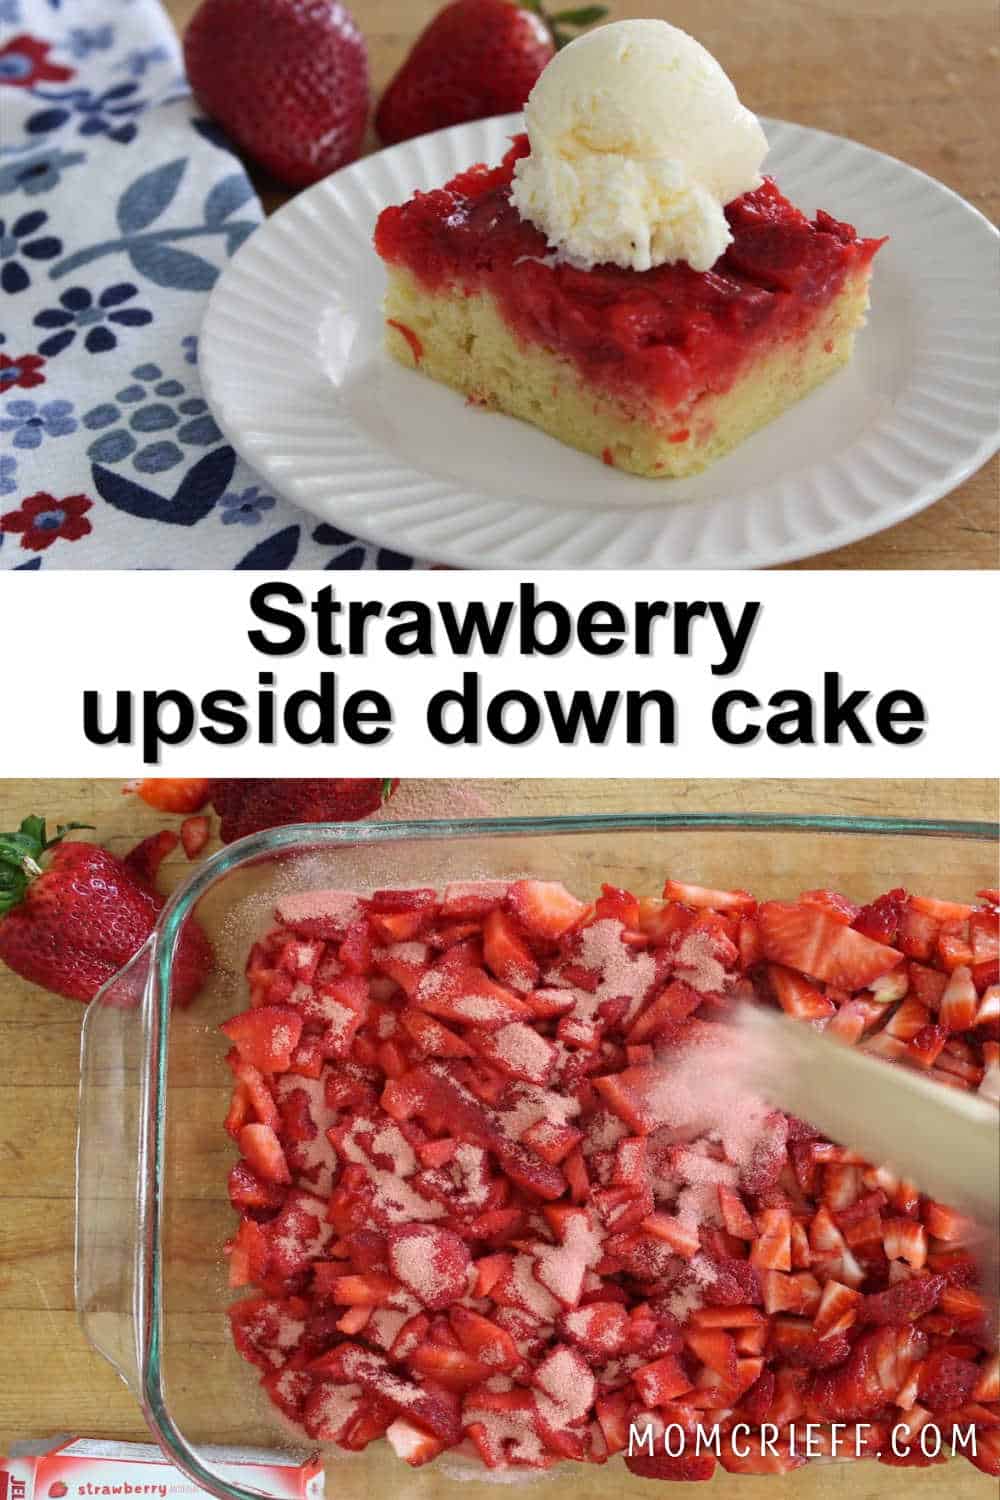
[0,816,94,915]
[524,0,607,49]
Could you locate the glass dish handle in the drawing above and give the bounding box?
[75,940,153,1392]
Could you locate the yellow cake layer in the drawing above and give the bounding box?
[383,268,873,479]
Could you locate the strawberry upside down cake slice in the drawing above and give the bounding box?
[374,139,885,479]
[221,879,999,1480]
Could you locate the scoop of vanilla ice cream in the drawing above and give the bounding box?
[509,19,768,274]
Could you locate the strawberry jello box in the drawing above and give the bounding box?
[1,1440,323,1500]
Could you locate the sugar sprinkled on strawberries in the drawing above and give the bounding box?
[568,918,658,1023]
[512,1253,560,1321]
[500,1083,580,1141]
[490,1021,555,1082]
[224,876,996,1478]
[672,929,732,996]
[340,1118,444,1223]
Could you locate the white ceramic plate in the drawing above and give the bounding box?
[200,115,999,569]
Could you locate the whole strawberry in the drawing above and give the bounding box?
[210,778,398,844]
[184,0,370,188]
[0,817,212,1006]
[376,0,606,147]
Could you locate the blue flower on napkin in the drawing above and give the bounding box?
[220,485,277,526]
[26,81,147,146]
[0,145,86,198]
[65,26,114,60]
[0,209,62,293]
[34,281,153,356]
[0,396,76,447]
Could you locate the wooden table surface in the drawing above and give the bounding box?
[1,775,997,1470]
[160,0,999,570]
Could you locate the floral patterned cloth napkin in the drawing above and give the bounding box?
[0,0,417,570]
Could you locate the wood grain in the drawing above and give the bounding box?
[1,775,997,1474]
[160,0,999,569]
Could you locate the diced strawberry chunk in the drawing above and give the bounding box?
[939,964,979,1030]
[759,902,905,988]
[640,1212,700,1258]
[474,1021,557,1084]
[685,1326,738,1385]
[918,1349,980,1411]
[387,1224,471,1311]
[386,1416,446,1467]
[179,814,210,859]
[440,881,510,919]
[911,894,975,922]
[311,1342,462,1443]
[506,880,588,941]
[626,1451,717,1482]
[415,965,530,1027]
[751,1209,792,1272]
[450,1306,521,1372]
[221,1005,303,1073]
[276,889,363,940]
[627,980,702,1041]
[239,1123,291,1185]
[228,1159,286,1212]
[227,1217,270,1288]
[229,1294,307,1371]
[560,1300,629,1356]
[768,964,835,1020]
[808,1326,928,1419]
[521,1118,582,1165]
[633,1354,693,1404]
[663,880,756,913]
[482,908,540,992]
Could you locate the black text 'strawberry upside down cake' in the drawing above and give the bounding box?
[221,877,999,1481]
[374,19,886,479]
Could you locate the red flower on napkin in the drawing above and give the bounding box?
[0,353,47,392]
[0,493,93,552]
[0,35,75,88]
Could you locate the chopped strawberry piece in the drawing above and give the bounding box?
[311,1342,462,1443]
[276,889,363,940]
[239,1123,291,1185]
[180,814,210,859]
[415,964,530,1027]
[918,1349,980,1410]
[627,979,703,1041]
[940,964,979,1030]
[685,1326,738,1384]
[221,1005,303,1072]
[662,880,756,913]
[473,1020,556,1084]
[633,1353,693,1404]
[626,1451,716,1482]
[228,1159,286,1212]
[506,879,588,940]
[808,1326,928,1418]
[852,888,907,944]
[801,889,860,923]
[758,903,904,988]
[229,1294,307,1371]
[440,881,510,919]
[482,908,540,992]
[768,964,835,1020]
[387,1224,471,1310]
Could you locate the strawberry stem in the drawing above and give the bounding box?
[522,0,607,50]
[0,816,94,916]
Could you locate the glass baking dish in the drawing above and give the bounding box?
[76,813,999,1500]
